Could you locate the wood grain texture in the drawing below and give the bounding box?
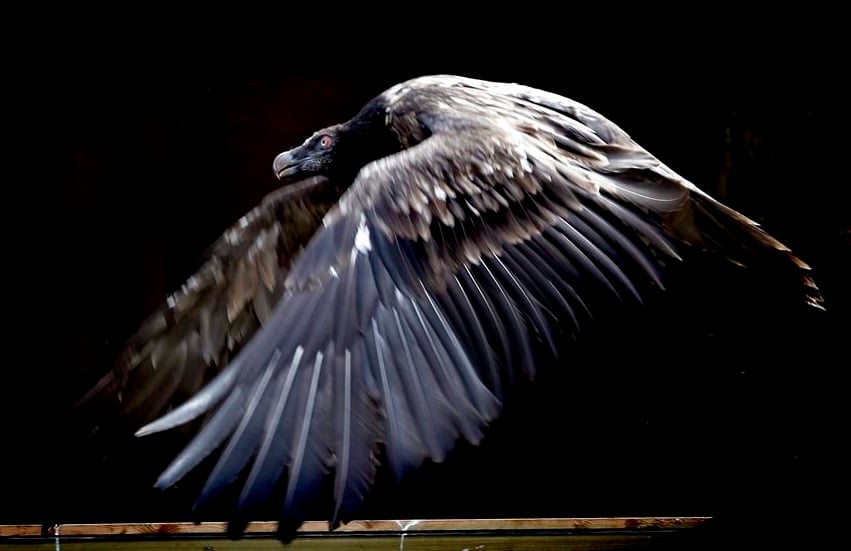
[1,516,708,538]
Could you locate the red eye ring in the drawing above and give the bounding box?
[319,135,332,148]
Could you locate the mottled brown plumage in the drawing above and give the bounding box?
[74,75,822,541]
[73,177,343,437]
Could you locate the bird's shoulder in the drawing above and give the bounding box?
[379,75,626,147]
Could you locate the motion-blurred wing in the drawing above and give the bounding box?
[72,177,343,439]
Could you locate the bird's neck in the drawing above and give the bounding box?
[332,106,405,184]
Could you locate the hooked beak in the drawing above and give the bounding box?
[273,150,300,181]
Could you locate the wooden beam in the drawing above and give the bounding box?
[0,516,710,538]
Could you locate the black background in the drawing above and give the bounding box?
[5,9,849,548]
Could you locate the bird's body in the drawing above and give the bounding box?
[72,75,822,541]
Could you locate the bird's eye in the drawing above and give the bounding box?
[319,135,333,149]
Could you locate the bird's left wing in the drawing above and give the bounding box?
[135,118,689,539]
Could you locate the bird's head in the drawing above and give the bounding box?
[273,124,345,182]
[273,98,406,185]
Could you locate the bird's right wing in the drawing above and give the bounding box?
[72,177,344,441]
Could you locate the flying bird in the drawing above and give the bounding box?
[72,75,823,540]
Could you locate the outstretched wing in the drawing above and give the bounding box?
[134,77,822,541]
[127,105,731,539]
[392,75,821,307]
[72,177,344,441]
